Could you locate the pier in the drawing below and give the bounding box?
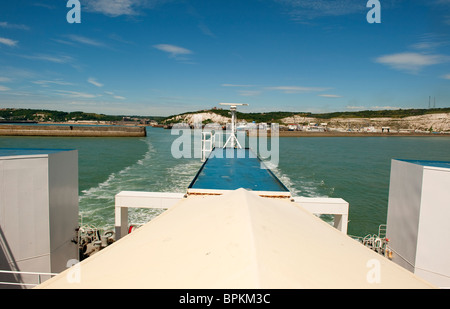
[0,124,146,137]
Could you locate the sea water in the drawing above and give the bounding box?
[0,127,449,237]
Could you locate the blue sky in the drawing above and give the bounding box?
[0,0,449,116]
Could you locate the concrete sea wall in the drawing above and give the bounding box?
[0,125,146,137]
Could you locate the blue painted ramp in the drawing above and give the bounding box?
[188,148,289,192]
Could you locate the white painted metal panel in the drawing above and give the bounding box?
[415,167,450,287]
[0,157,50,272]
[386,160,423,272]
[48,151,79,273]
[0,150,78,287]
[386,159,450,288]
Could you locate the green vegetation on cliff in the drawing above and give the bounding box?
[0,108,164,123]
[0,108,122,122]
[1,107,448,124]
[163,107,450,124]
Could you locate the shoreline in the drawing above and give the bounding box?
[250,130,450,137]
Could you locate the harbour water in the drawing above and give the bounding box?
[0,126,449,237]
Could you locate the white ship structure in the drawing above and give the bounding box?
[1,104,448,289]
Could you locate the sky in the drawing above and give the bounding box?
[0,0,449,116]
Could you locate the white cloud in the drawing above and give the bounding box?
[21,54,73,63]
[411,42,441,50]
[318,94,342,98]
[346,105,366,110]
[54,90,100,99]
[84,0,138,17]
[222,83,331,96]
[442,73,450,79]
[0,37,18,47]
[104,91,126,100]
[266,86,329,93]
[371,106,401,110]
[0,21,29,30]
[88,77,104,87]
[84,0,165,17]
[153,44,194,63]
[33,80,74,87]
[0,85,11,91]
[375,52,446,73]
[1,67,36,79]
[346,105,401,111]
[221,84,254,87]
[33,3,56,10]
[0,77,12,82]
[198,23,215,38]
[275,0,366,22]
[154,44,193,57]
[410,33,449,51]
[67,35,105,47]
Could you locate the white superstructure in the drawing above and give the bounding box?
[0,149,79,288]
[386,159,450,288]
[36,188,433,289]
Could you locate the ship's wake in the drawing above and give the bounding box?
[79,137,201,230]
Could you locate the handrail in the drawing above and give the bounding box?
[0,269,58,287]
[201,131,214,162]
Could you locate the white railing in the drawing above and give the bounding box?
[201,131,214,162]
[201,130,246,162]
[0,270,58,288]
[115,191,186,240]
[292,197,349,234]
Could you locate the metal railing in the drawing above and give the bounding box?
[350,224,391,258]
[0,269,58,288]
[201,131,214,162]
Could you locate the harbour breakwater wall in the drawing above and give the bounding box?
[0,125,146,137]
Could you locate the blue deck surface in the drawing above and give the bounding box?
[0,148,73,157]
[189,148,289,192]
[397,159,450,169]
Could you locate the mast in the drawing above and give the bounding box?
[220,103,248,148]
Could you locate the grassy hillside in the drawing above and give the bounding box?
[1,107,448,124]
[0,108,164,122]
[163,107,450,123]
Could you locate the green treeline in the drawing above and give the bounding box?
[1,107,449,124]
[164,107,450,123]
[0,108,164,122]
[0,108,123,122]
[310,107,450,119]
